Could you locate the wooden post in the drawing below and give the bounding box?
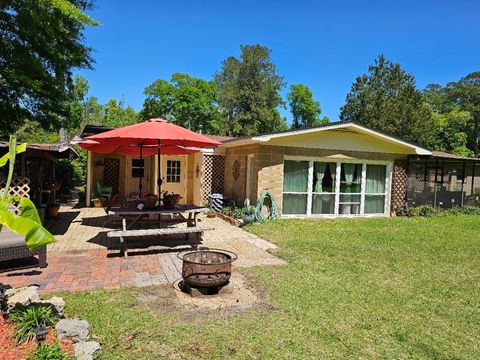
[433,159,439,208]
[471,162,476,196]
[86,151,92,207]
[121,218,128,258]
[460,160,466,207]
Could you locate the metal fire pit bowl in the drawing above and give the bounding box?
[178,249,238,288]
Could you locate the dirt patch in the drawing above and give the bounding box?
[135,272,272,322]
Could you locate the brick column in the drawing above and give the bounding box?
[391,160,408,215]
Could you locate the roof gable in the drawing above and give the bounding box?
[221,122,432,155]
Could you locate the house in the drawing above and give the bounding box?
[216,122,480,217]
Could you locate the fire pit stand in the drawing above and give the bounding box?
[177,248,238,297]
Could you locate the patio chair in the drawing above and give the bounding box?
[96,182,113,201]
[0,229,47,270]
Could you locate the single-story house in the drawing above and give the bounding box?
[216,122,480,217]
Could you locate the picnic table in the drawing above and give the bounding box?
[106,205,212,257]
[108,205,209,229]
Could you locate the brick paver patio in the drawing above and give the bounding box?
[0,206,285,293]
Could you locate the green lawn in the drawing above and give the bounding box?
[61,216,480,359]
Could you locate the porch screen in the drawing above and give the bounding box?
[365,164,387,214]
[283,160,309,214]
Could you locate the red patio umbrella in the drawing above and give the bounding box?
[80,118,220,196]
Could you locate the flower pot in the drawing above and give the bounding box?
[92,198,103,208]
[242,214,255,224]
[144,194,158,208]
[47,183,62,192]
[47,204,60,218]
[207,212,216,218]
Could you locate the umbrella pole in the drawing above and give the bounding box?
[139,144,143,197]
[157,139,162,197]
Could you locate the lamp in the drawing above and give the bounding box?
[35,327,49,347]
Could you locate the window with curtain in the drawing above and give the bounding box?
[365,164,387,214]
[311,162,335,214]
[339,163,362,214]
[283,160,309,214]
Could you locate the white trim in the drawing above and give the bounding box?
[360,163,366,214]
[306,161,314,216]
[222,122,432,155]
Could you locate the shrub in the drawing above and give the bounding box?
[27,342,70,360]
[406,205,480,217]
[9,304,58,344]
[243,206,255,216]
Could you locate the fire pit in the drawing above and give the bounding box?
[178,249,237,294]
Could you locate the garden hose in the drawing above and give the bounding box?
[255,191,278,221]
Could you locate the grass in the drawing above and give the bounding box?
[60,216,480,359]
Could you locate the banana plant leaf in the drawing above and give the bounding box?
[0,197,55,251]
[0,143,26,167]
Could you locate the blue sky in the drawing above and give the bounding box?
[79,0,480,123]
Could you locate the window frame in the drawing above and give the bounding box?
[282,156,392,218]
[166,159,182,183]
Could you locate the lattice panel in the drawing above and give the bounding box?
[391,160,407,214]
[0,176,31,214]
[103,158,120,195]
[201,154,225,202]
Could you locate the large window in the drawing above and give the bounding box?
[282,160,309,214]
[282,160,389,216]
[311,162,336,215]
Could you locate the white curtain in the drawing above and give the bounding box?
[344,164,356,186]
[314,163,326,192]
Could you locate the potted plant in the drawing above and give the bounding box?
[242,206,255,224]
[91,198,103,208]
[206,210,216,218]
[47,202,61,218]
[162,191,182,208]
[144,193,158,208]
[46,178,62,192]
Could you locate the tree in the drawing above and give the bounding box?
[103,99,139,128]
[141,73,223,134]
[340,55,434,147]
[215,44,287,136]
[445,72,480,156]
[0,0,98,137]
[287,84,330,129]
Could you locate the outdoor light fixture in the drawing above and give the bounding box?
[35,327,49,347]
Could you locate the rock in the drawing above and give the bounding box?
[56,319,90,342]
[37,296,65,316]
[74,341,101,360]
[5,285,40,311]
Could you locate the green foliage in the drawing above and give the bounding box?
[0,136,55,250]
[445,72,480,156]
[27,342,70,360]
[9,304,58,344]
[287,84,329,129]
[16,120,60,144]
[405,205,480,217]
[243,206,255,216]
[215,44,287,136]
[0,0,97,136]
[340,54,435,147]
[141,73,223,134]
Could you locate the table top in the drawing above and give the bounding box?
[108,205,209,216]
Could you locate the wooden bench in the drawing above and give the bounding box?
[107,219,214,258]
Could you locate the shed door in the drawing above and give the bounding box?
[103,158,120,195]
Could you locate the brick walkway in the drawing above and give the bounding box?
[0,206,285,293]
